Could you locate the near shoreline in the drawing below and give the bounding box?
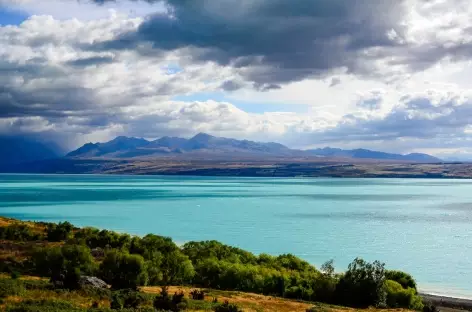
[420,293,472,311]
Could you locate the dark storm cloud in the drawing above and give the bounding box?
[0,85,98,118]
[66,55,115,67]
[87,0,405,85]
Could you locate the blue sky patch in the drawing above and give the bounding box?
[174,92,309,114]
[0,8,28,26]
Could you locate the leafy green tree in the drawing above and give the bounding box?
[274,254,313,272]
[183,241,256,265]
[99,250,148,290]
[131,234,178,257]
[46,221,73,242]
[160,250,195,290]
[335,258,386,308]
[321,259,335,277]
[30,244,95,289]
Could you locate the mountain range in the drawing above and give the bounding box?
[0,136,62,165]
[65,133,441,163]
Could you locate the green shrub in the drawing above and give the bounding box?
[110,289,146,309]
[422,301,438,312]
[213,301,242,312]
[385,279,424,310]
[190,289,205,300]
[153,289,187,312]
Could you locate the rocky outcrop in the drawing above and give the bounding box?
[78,276,108,289]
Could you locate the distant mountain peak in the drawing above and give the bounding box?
[191,132,215,141]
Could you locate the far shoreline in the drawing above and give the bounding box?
[3,158,472,178]
[3,171,472,180]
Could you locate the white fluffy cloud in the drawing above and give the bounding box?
[1,0,472,157]
[0,0,163,20]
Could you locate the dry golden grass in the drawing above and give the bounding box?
[0,273,414,312]
[142,286,412,312]
[0,216,47,235]
[0,240,61,262]
[0,218,11,227]
[1,286,111,310]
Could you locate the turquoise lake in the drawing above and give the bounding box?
[1,174,471,298]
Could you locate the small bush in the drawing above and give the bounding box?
[190,289,205,300]
[423,301,438,312]
[110,289,146,310]
[10,271,20,280]
[213,301,242,312]
[153,289,187,312]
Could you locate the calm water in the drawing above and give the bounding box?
[1,174,471,298]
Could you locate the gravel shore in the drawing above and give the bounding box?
[421,293,472,311]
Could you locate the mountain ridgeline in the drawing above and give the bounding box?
[66,133,441,162]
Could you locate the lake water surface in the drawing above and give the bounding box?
[1,174,471,298]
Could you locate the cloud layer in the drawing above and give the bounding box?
[1,0,472,157]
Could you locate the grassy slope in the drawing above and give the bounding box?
[0,216,416,312]
[0,275,411,312]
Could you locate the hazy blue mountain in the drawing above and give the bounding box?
[67,136,149,157]
[182,133,290,153]
[404,153,442,162]
[67,133,293,158]
[307,147,441,162]
[0,136,62,164]
[66,133,440,162]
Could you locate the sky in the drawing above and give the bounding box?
[1,0,472,159]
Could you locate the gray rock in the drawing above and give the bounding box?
[79,276,108,289]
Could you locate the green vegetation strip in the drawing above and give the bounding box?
[0,217,433,311]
